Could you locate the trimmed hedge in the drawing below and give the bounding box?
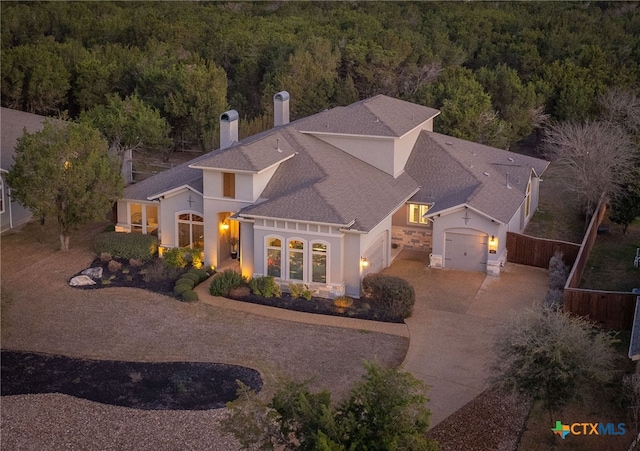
[209,270,246,296]
[95,232,158,260]
[181,289,199,302]
[182,272,201,283]
[362,273,415,319]
[176,277,195,289]
[188,269,209,283]
[174,284,192,296]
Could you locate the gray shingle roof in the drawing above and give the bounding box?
[1,108,48,171]
[298,95,440,137]
[122,152,209,201]
[191,130,296,172]
[239,124,419,231]
[406,132,550,223]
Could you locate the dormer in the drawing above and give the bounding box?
[298,95,439,178]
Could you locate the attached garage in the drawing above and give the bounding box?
[362,232,386,276]
[444,232,487,272]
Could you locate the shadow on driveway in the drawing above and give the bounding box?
[384,250,549,428]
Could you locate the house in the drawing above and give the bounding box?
[1,108,47,233]
[115,94,549,298]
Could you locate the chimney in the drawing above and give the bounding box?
[274,91,290,126]
[219,110,239,149]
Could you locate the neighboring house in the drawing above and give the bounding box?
[116,94,549,298]
[1,108,47,233]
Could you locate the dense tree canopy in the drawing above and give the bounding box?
[2,2,639,150]
[6,121,122,250]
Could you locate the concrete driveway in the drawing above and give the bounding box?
[383,250,549,428]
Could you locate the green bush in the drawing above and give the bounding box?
[209,270,246,296]
[163,247,187,268]
[182,272,201,283]
[174,283,192,296]
[176,277,195,289]
[362,273,415,319]
[288,283,313,301]
[188,268,209,283]
[95,232,158,260]
[181,289,199,303]
[249,276,282,298]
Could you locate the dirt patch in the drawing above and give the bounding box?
[1,350,262,410]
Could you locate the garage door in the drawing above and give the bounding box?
[363,233,386,276]
[444,232,487,272]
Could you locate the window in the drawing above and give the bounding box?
[408,203,430,225]
[0,178,5,214]
[288,240,304,281]
[177,212,204,248]
[223,172,235,198]
[130,203,158,234]
[525,180,532,218]
[266,237,282,278]
[311,242,327,283]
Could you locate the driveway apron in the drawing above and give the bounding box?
[383,251,548,428]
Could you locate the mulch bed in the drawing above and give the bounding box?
[1,350,262,410]
[69,257,191,295]
[227,287,405,324]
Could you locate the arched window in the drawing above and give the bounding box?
[177,212,204,248]
[266,237,282,278]
[288,239,305,281]
[311,242,328,283]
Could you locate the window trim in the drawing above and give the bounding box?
[223,172,236,199]
[129,202,159,235]
[265,235,283,278]
[287,238,306,282]
[176,210,204,249]
[310,240,329,284]
[407,203,431,226]
[0,177,5,214]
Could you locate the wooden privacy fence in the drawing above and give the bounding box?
[564,288,637,330]
[506,232,580,268]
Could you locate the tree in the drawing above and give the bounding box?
[542,120,637,216]
[222,362,438,451]
[6,120,122,251]
[79,94,171,182]
[491,306,617,421]
[417,66,509,148]
[609,170,640,235]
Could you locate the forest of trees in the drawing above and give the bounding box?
[2,1,639,152]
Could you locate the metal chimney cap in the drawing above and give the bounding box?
[220,110,239,122]
[274,91,290,101]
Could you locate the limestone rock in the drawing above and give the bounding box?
[69,275,97,286]
[81,267,103,279]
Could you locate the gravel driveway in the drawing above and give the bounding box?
[1,222,408,450]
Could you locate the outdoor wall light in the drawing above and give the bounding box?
[488,235,498,254]
[221,221,230,230]
[361,257,369,267]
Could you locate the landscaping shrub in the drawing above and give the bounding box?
[209,270,246,296]
[100,252,112,262]
[544,288,564,309]
[176,277,195,289]
[334,296,354,309]
[128,258,143,267]
[142,259,183,283]
[183,272,201,283]
[181,289,199,303]
[184,248,204,269]
[288,283,313,301]
[174,283,192,296]
[248,276,281,298]
[107,259,122,272]
[163,247,187,268]
[188,268,209,283]
[95,232,158,260]
[362,273,415,319]
[548,251,570,290]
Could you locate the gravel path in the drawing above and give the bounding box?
[1,222,408,450]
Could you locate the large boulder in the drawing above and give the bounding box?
[81,267,103,279]
[69,275,97,286]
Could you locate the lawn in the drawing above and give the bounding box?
[581,217,640,292]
